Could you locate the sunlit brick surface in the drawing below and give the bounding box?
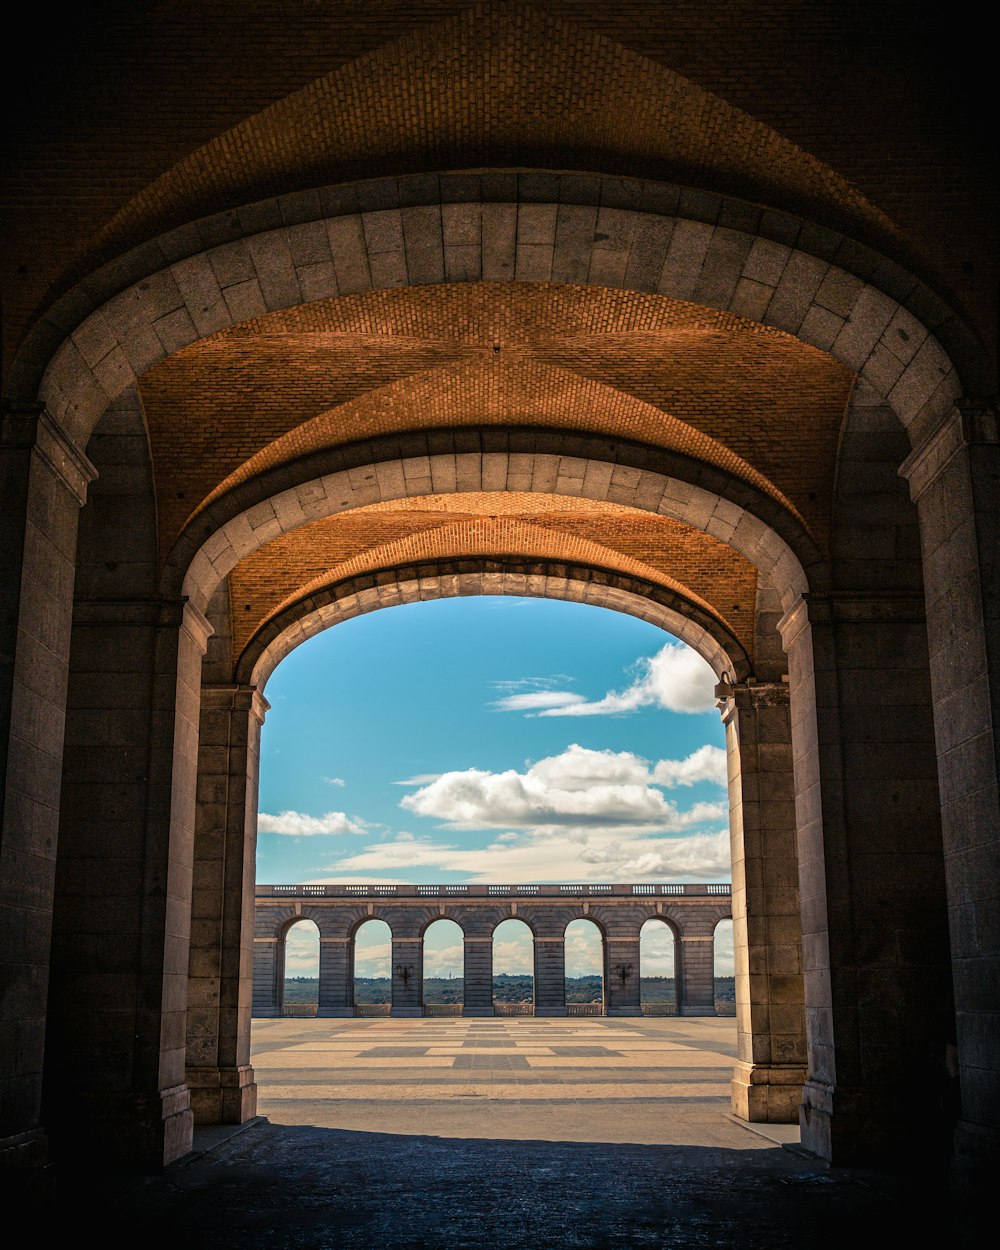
[228,502,758,662]
[141,283,850,562]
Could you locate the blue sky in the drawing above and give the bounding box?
[258,596,733,976]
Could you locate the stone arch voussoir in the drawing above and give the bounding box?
[235,558,752,691]
[21,175,978,460]
[171,432,821,620]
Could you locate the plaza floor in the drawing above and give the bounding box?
[64,1016,959,1248]
[251,1014,791,1147]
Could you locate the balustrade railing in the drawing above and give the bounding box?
[258,882,731,898]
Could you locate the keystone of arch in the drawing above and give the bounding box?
[19,176,974,452]
[235,558,753,691]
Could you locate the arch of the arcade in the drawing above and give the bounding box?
[252,891,734,1020]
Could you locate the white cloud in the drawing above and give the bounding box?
[392,773,444,787]
[532,642,716,717]
[258,809,367,836]
[652,744,728,788]
[323,776,346,787]
[353,941,391,976]
[324,826,730,885]
[399,743,725,833]
[578,829,731,878]
[304,874,409,885]
[422,941,464,976]
[492,691,587,712]
[492,937,534,974]
[284,922,320,975]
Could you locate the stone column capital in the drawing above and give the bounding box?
[1,400,96,505]
[719,679,791,724]
[776,590,926,648]
[72,595,214,653]
[200,682,270,723]
[899,398,999,501]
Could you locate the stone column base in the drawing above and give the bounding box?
[159,1082,195,1166]
[731,1061,806,1123]
[186,1064,258,1125]
[42,1084,193,1170]
[798,1077,834,1160]
[0,1127,48,1168]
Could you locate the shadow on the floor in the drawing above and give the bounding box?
[56,1120,954,1250]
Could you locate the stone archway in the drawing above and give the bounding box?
[3,167,990,1175]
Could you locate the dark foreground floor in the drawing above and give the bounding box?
[52,1118,960,1250]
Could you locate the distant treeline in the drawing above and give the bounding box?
[283,974,735,1005]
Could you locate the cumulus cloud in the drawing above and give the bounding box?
[399,743,725,832]
[578,829,731,878]
[322,776,346,787]
[422,941,465,977]
[284,922,320,975]
[324,825,730,885]
[652,744,727,788]
[517,642,717,717]
[257,809,367,836]
[353,940,391,977]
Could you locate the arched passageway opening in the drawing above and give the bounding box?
[640,919,678,1016]
[1,0,988,1190]
[714,919,735,1017]
[422,918,464,1016]
[353,919,392,1016]
[280,919,319,1017]
[565,918,605,1016]
[493,919,534,1016]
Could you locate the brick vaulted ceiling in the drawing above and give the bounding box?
[227,499,759,663]
[141,283,853,564]
[137,280,851,670]
[4,0,995,366]
[9,2,989,672]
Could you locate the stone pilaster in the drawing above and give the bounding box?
[606,937,642,1016]
[779,587,952,1165]
[185,684,268,1125]
[252,936,280,1017]
[722,682,806,1123]
[391,937,422,1017]
[0,404,94,1168]
[46,596,210,1169]
[901,400,1000,1186]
